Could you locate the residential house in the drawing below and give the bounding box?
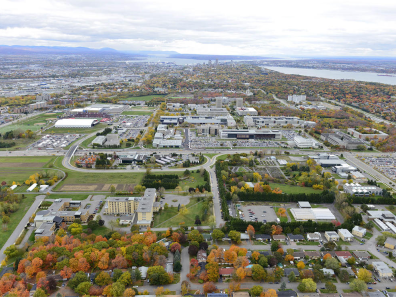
[293,252,305,260]
[287,233,305,242]
[325,231,340,241]
[305,251,321,259]
[240,233,250,241]
[197,250,207,264]
[284,268,300,277]
[219,268,234,277]
[277,291,298,297]
[335,251,352,266]
[352,226,367,238]
[202,234,212,242]
[372,261,393,278]
[273,235,286,241]
[338,229,354,241]
[233,293,250,297]
[340,267,355,277]
[306,233,321,241]
[352,251,371,262]
[322,268,335,276]
[255,234,271,242]
[385,237,396,250]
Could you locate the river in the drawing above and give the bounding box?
[265,66,396,85]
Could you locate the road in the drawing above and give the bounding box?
[0,195,45,263]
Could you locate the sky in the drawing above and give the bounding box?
[1,0,396,56]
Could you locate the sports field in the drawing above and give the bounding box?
[0,113,62,134]
[121,110,153,115]
[45,123,107,134]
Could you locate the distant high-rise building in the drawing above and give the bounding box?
[215,59,219,66]
[288,95,306,103]
[216,97,222,108]
[208,60,212,65]
[36,93,51,102]
[236,98,243,108]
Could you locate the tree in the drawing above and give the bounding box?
[297,278,317,292]
[78,257,90,272]
[76,282,92,295]
[212,229,224,241]
[95,271,112,286]
[174,261,182,272]
[88,220,99,230]
[68,271,88,290]
[33,288,47,297]
[181,280,190,295]
[47,276,57,291]
[67,223,83,235]
[112,254,128,269]
[235,267,246,281]
[280,281,287,290]
[111,282,126,297]
[297,261,305,270]
[224,250,238,264]
[147,266,170,285]
[323,253,332,261]
[339,269,350,282]
[188,230,204,243]
[188,245,198,256]
[60,266,72,280]
[350,279,367,292]
[357,268,372,283]
[112,269,123,282]
[247,224,255,240]
[271,241,280,252]
[206,261,219,282]
[228,230,241,243]
[262,289,278,297]
[155,286,164,296]
[288,271,296,282]
[347,257,356,265]
[250,285,263,297]
[252,264,266,281]
[125,288,136,297]
[325,281,336,292]
[325,258,340,270]
[203,282,216,293]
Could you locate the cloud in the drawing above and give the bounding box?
[0,0,396,56]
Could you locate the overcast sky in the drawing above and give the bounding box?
[1,0,396,56]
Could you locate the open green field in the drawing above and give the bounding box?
[45,123,107,134]
[0,196,35,249]
[44,194,90,200]
[82,225,111,236]
[0,156,57,185]
[121,111,153,115]
[120,95,166,101]
[178,172,206,190]
[274,207,288,222]
[0,113,62,134]
[269,183,322,194]
[153,198,213,228]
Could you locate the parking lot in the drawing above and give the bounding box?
[361,156,396,180]
[239,205,278,223]
[118,115,149,128]
[32,134,80,149]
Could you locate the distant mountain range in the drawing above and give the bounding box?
[0,45,271,60]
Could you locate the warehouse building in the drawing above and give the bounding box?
[55,118,98,128]
[372,261,393,278]
[338,229,354,241]
[293,136,319,148]
[290,208,336,221]
[343,183,383,196]
[235,107,258,116]
[244,116,316,128]
[219,129,282,140]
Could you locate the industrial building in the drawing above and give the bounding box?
[293,136,319,148]
[321,131,365,150]
[160,115,236,127]
[325,231,340,241]
[235,107,258,116]
[197,125,220,136]
[372,261,393,278]
[347,128,389,141]
[309,153,347,167]
[219,129,282,140]
[244,116,316,128]
[343,183,383,196]
[289,208,336,221]
[196,107,230,116]
[54,118,98,128]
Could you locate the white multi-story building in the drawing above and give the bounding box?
[288,95,306,103]
[244,116,316,128]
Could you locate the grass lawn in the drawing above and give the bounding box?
[269,183,322,194]
[287,209,296,222]
[274,207,288,222]
[0,137,40,151]
[364,232,373,240]
[120,95,166,101]
[297,241,321,245]
[82,225,111,236]
[0,113,62,134]
[80,135,97,148]
[204,153,219,159]
[0,196,35,249]
[178,172,206,189]
[45,123,107,134]
[153,198,213,228]
[338,240,351,246]
[121,111,153,115]
[216,154,229,161]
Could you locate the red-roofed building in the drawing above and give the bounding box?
[219,267,234,276]
[335,251,352,258]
